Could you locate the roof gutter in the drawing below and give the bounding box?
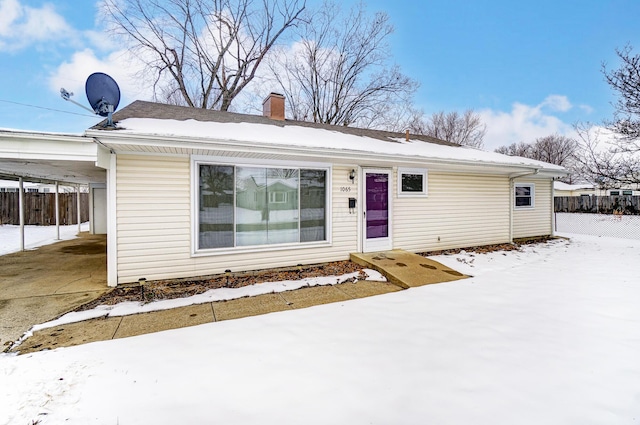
[88,131,567,177]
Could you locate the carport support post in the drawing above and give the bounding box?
[55,181,60,240]
[76,185,82,233]
[19,177,24,251]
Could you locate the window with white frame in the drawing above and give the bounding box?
[514,183,534,209]
[398,168,428,197]
[197,163,328,251]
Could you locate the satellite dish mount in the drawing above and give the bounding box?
[60,72,121,128]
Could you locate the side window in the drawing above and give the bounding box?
[397,168,428,197]
[515,183,534,209]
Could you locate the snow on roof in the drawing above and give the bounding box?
[112,116,566,173]
[554,181,594,191]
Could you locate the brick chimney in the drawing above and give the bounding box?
[262,93,285,121]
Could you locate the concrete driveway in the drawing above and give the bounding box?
[0,233,107,350]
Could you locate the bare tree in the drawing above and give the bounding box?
[495,134,579,182]
[101,0,305,111]
[266,1,418,127]
[568,46,640,187]
[495,135,577,166]
[494,141,533,157]
[410,110,486,148]
[603,45,640,146]
[574,122,640,186]
[530,134,578,166]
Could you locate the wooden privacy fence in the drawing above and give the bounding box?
[554,195,640,215]
[0,192,89,225]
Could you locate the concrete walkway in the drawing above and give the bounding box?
[5,246,467,354]
[0,233,108,350]
[13,280,404,354]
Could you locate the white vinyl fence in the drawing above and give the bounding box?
[555,212,640,240]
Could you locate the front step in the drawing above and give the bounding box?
[351,250,468,289]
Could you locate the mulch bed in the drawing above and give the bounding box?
[76,236,556,311]
[76,261,366,311]
[417,236,555,257]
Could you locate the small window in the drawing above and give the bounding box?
[622,190,633,196]
[515,183,534,209]
[398,168,428,197]
[610,190,620,196]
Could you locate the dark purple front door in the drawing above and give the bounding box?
[366,173,389,239]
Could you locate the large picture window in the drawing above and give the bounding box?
[197,163,327,251]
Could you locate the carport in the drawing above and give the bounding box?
[0,129,109,347]
[0,129,107,244]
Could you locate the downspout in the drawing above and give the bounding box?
[509,169,539,242]
[551,178,556,236]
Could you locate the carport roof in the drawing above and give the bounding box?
[0,129,105,185]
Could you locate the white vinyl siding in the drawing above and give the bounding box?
[393,171,511,252]
[513,178,553,239]
[115,154,357,284]
[116,155,192,283]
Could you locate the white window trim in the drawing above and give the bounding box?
[514,182,535,209]
[191,156,332,257]
[397,167,428,197]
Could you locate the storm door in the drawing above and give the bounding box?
[363,169,392,252]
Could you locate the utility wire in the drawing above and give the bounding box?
[0,99,97,118]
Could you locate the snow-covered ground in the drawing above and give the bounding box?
[0,223,89,256]
[2,229,640,424]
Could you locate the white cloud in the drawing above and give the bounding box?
[479,95,578,151]
[48,48,152,108]
[579,104,595,114]
[0,0,76,51]
[541,94,572,112]
[0,0,22,37]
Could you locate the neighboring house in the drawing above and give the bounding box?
[0,179,78,193]
[84,96,567,286]
[553,181,596,197]
[553,181,640,196]
[605,187,640,196]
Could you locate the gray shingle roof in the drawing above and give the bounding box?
[97,100,459,147]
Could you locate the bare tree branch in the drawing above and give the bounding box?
[266,1,418,128]
[603,44,640,147]
[494,134,579,182]
[101,0,305,110]
[573,122,640,187]
[409,110,486,148]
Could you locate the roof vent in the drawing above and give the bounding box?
[262,93,285,121]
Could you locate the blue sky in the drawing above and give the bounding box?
[1,0,639,150]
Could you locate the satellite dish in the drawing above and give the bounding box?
[85,72,120,127]
[60,71,121,128]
